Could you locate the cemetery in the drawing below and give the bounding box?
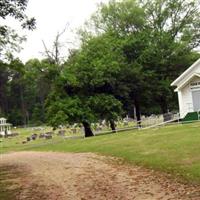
[1,0,200,199]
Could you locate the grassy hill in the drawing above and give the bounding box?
[1,122,200,183]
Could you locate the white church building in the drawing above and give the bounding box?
[171,58,200,119]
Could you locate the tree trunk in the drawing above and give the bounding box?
[82,122,94,137]
[159,96,170,122]
[19,84,27,126]
[135,99,141,128]
[160,98,168,114]
[110,120,116,133]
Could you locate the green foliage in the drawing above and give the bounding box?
[31,104,44,125]
[45,33,124,132]
[63,33,125,88]
[1,0,200,129]
[0,0,36,59]
[8,109,24,126]
[46,0,200,130]
[0,1,36,119]
[0,58,58,126]
[87,0,200,114]
[88,94,123,121]
[46,91,123,130]
[0,0,36,29]
[90,0,145,35]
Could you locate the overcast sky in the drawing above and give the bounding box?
[11,0,109,62]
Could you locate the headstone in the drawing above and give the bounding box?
[58,130,66,136]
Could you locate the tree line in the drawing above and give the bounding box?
[0,0,200,136]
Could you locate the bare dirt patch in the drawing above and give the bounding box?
[0,151,200,200]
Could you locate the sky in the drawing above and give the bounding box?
[10,0,109,62]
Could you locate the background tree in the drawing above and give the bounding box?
[0,0,36,59]
[0,62,9,115]
[0,0,36,123]
[46,0,200,130]
[45,39,124,136]
[140,0,200,113]
[1,0,200,128]
[0,58,56,126]
[87,0,200,117]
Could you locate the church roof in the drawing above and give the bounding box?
[171,58,200,87]
[174,73,200,91]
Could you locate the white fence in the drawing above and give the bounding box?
[92,112,180,135]
[138,112,180,129]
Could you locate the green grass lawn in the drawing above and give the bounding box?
[0,126,83,153]
[1,122,200,184]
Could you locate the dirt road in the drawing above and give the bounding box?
[0,151,200,200]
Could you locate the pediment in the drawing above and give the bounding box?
[175,73,200,91]
[171,58,200,88]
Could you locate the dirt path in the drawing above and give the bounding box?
[0,152,200,200]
